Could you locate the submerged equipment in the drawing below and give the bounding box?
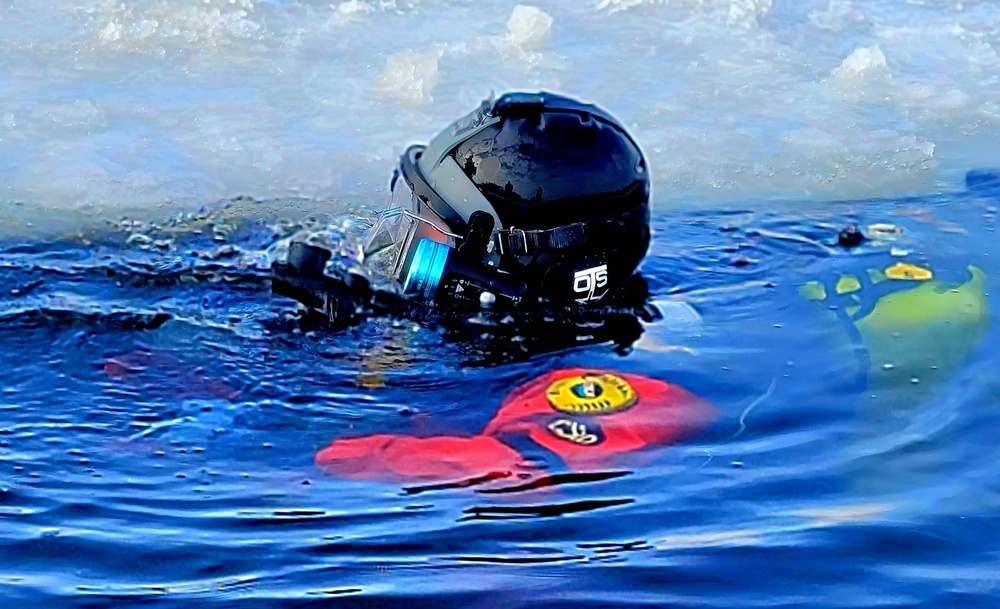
[272,92,653,336]
[800,245,988,405]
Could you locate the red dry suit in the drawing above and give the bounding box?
[315,368,715,484]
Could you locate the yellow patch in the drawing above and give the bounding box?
[547,373,637,415]
[835,275,862,295]
[885,262,933,281]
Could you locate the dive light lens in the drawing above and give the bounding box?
[403,238,450,301]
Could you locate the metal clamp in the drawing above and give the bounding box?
[497,227,529,257]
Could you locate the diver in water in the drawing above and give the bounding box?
[107,92,721,486]
[271,91,658,360]
[104,92,992,489]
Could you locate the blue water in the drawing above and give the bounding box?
[1,183,999,607]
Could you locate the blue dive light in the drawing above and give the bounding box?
[402,234,528,306]
[403,238,451,300]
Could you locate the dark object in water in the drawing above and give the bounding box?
[966,168,1000,196]
[838,225,865,248]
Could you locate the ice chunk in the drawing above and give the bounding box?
[335,1,375,16]
[326,0,376,27]
[831,45,889,86]
[595,0,772,27]
[809,0,864,32]
[30,100,106,132]
[728,0,772,28]
[779,127,936,193]
[481,4,556,64]
[656,300,702,332]
[374,48,444,105]
[505,5,553,49]
[595,0,644,12]
[86,0,262,55]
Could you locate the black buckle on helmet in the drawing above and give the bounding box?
[497,227,528,256]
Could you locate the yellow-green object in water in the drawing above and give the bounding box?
[800,280,827,301]
[856,265,987,400]
[801,263,988,408]
[835,274,862,295]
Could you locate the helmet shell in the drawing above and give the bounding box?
[452,93,650,231]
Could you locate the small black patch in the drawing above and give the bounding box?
[838,225,865,248]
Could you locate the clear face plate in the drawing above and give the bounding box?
[362,176,460,282]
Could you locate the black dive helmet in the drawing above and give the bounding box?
[363,91,651,309]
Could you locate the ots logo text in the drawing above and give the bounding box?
[573,264,609,302]
[547,419,601,446]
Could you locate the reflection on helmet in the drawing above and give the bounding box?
[363,91,652,310]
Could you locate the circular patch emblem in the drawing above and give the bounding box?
[546,373,637,415]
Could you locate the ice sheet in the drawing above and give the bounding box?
[2,0,1000,235]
